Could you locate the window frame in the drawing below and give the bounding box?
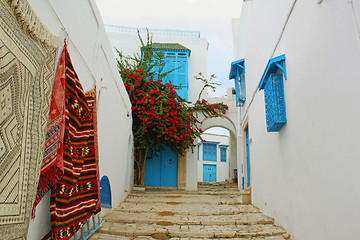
[229,59,246,107]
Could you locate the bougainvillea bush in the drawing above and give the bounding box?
[117,33,228,186]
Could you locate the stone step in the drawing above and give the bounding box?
[90,232,287,240]
[96,222,287,238]
[134,190,242,196]
[103,211,274,226]
[114,202,260,216]
[125,193,242,205]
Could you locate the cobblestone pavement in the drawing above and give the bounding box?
[89,182,291,240]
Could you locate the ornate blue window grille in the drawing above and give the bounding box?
[100,176,112,208]
[259,55,287,132]
[229,59,245,107]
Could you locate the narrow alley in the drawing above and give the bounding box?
[89,183,290,240]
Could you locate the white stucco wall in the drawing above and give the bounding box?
[26,1,133,239]
[106,30,209,102]
[234,0,360,239]
[197,133,230,182]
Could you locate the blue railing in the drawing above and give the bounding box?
[71,214,104,240]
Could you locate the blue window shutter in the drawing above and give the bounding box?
[220,148,227,162]
[229,59,245,107]
[198,145,200,160]
[100,176,112,208]
[161,53,188,100]
[203,143,217,162]
[264,74,287,132]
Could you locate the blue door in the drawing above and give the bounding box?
[145,146,178,187]
[203,164,217,182]
[245,127,251,187]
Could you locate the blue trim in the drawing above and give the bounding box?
[219,144,229,148]
[153,48,190,57]
[229,59,246,107]
[202,141,220,144]
[259,54,287,90]
[229,58,245,79]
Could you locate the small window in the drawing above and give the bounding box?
[100,176,112,208]
[229,59,245,107]
[220,147,227,162]
[259,54,287,132]
[264,74,287,132]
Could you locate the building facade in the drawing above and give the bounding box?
[106,26,209,190]
[25,1,133,239]
[231,1,360,239]
[197,133,230,183]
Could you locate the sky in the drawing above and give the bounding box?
[95,0,243,98]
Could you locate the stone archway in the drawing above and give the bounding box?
[196,115,238,185]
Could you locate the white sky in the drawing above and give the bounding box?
[95,0,242,97]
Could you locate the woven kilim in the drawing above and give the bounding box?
[33,44,66,216]
[0,0,60,239]
[50,46,99,240]
[85,88,101,214]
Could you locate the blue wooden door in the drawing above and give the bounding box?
[245,127,251,187]
[203,164,217,182]
[145,146,178,187]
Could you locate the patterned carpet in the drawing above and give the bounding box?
[50,46,99,240]
[0,0,60,239]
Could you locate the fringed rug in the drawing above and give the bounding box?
[0,0,60,239]
[85,88,101,214]
[33,44,66,215]
[50,46,99,240]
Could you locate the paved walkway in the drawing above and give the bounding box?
[89,183,291,240]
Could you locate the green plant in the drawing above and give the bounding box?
[116,31,228,186]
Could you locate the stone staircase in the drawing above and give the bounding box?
[89,182,291,240]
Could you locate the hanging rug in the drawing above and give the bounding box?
[50,46,99,240]
[0,0,60,239]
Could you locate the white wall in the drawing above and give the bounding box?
[234,0,360,239]
[26,1,133,239]
[106,31,209,102]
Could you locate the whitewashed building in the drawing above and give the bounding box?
[231,1,360,239]
[197,132,230,183]
[26,1,133,239]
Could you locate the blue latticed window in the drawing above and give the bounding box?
[220,147,227,162]
[203,143,217,162]
[229,59,245,107]
[100,176,112,208]
[259,55,287,132]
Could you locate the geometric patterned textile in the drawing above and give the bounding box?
[0,0,60,239]
[50,46,98,240]
[85,88,101,214]
[33,44,66,216]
